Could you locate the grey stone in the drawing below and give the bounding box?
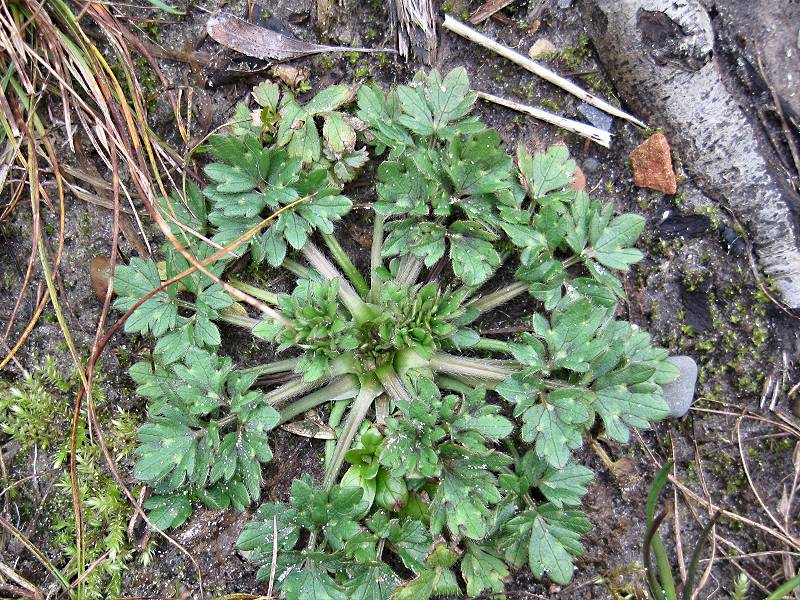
[577,102,613,132]
[583,157,602,173]
[558,0,574,7]
[662,355,698,418]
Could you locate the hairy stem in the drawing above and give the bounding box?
[472,337,513,353]
[322,374,382,490]
[176,299,261,330]
[375,364,413,404]
[436,375,475,395]
[302,241,375,323]
[238,358,300,377]
[369,216,385,302]
[207,413,238,435]
[563,251,593,269]
[227,279,279,305]
[430,352,517,381]
[325,399,350,470]
[279,375,360,423]
[262,376,327,407]
[468,281,529,314]
[394,347,431,375]
[282,257,312,279]
[394,255,424,287]
[321,232,369,298]
[218,311,261,330]
[374,394,389,424]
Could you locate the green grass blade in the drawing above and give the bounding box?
[681,511,720,600]
[645,461,678,600]
[144,0,186,15]
[647,461,673,524]
[764,573,800,600]
[643,509,674,600]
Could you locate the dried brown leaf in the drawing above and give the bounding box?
[469,0,516,24]
[281,411,336,439]
[207,13,394,62]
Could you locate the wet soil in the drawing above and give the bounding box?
[1,0,799,598]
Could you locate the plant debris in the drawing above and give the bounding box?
[206,13,395,62]
[529,37,557,58]
[470,0,517,24]
[388,0,437,62]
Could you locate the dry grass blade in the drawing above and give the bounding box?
[0,514,69,590]
[267,515,278,599]
[0,561,43,600]
[0,0,212,593]
[736,418,798,545]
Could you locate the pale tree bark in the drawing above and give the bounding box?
[579,0,800,309]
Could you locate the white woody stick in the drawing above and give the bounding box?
[478,91,612,147]
[442,14,646,129]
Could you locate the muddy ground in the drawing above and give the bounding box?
[1,0,799,598]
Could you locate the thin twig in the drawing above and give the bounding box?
[737,418,797,544]
[477,91,611,147]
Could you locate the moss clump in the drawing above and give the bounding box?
[558,34,592,70]
[0,358,146,599]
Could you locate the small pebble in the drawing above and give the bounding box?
[558,0,573,7]
[720,224,746,256]
[662,355,698,418]
[583,157,601,173]
[529,38,557,59]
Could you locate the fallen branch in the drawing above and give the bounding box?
[442,14,645,128]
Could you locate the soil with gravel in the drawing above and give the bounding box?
[1,1,799,598]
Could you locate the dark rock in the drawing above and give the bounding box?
[682,290,713,333]
[713,0,800,118]
[578,101,613,132]
[720,224,746,256]
[658,212,711,239]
